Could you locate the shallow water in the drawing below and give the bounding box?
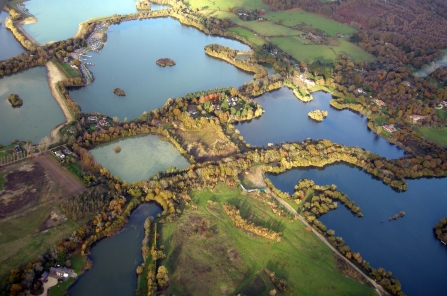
[0,12,24,60]
[0,67,64,145]
[90,134,190,182]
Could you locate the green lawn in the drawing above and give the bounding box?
[436,109,447,121]
[160,185,376,295]
[416,127,447,148]
[440,49,447,54]
[234,20,303,37]
[271,36,339,63]
[59,63,79,78]
[267,9,356,36]
[332,40,376,62]
[227,27,266,46]
[188,0,269,11]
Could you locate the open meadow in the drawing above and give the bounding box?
[160,185,376,295]
[186,0,269,10]
[266,9,356,36]
[416,127,447,148]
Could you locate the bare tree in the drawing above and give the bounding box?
[24,141,33,155]
[38,137,51,153]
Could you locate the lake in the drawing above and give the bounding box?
[0,67,65,145]
[0,12,25,61]
[267,165,447,296]
[68,203,162,296]
[22,0,166,44]
[90,134,190,182]
[235,87,404,159]
[69,17,253,120]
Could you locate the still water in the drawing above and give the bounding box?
[68,203,162,296]
[235,87,404,159]
[22,0,138,44]
[0,12,24,61]
[0,67,64,145]
[267,165,447,296]
[70,17,253,120]
[90,134,190,182]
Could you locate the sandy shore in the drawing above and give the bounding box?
[46,60,74,143]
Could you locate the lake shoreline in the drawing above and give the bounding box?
[46,60,74,143]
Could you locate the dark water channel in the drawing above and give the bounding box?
[267,165,447,296]
[68,203,162,296]
[235,87,404,159]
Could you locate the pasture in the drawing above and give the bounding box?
[227,27,266,46]
[416,127,447,148]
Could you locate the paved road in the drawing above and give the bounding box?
[265,188,387,296]
[35,153,85,197]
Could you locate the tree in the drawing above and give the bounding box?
[156,266,169,288]
[38,137,51,153]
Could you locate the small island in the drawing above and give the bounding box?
[8,94,23,107]
[388,211,405,221]
[136,0,151,10]
[308,110,328,122]
[434,217,447,245]
[156,58,176,67]
[113,88,126,96]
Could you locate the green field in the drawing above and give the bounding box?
[416,127,447,148]
[187,0,269,11]
[160,185,375,295]
[235,20,303,37]
[436,109,447,121]
[267,9,356,36]
[271,37,338,63]
[227,27,266,46]
[333,40,376,62]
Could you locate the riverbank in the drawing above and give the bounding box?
[46,60,74,143]
[15,16,40,45]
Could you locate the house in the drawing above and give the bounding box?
[374,99,386,107]
[335,33,345,38]
[40,271,49,282]
[409,114,425,123]
[53,151,65,160]
[382,124,397,133]
[49,267,77,280]
[188,104,198,115]
[356,88,365,94]
[88,116,97,123]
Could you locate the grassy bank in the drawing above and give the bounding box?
[160,185,375,295]
[416,127,447,148]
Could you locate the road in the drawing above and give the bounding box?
[34,153,85,197]
[265,188,388,296]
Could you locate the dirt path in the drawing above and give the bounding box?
[265,188,387,295]
[243,168,386,295]
[46,60,74,144]
[34,153,85,197]
[39,277,58,296]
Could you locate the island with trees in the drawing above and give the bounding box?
[156,58,176,67]
[308,110,328,122]
[434,217,447,245]
[112,88,126,96]
[7,94,23,107]
[136,0,151,10]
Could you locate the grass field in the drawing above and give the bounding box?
[271,37,338,63]
[160,185,375,295]
[416,127,447,148]
[267,9,356,36]
[234,20,303,37]
[227,27,266,46]
[332,40,376,62]
[436,109,447,121]
[187,0,269,11]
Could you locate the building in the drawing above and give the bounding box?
[409,114,425,123]
[374,99,386,107]
[13,145,22,153]
[382,124,397,133]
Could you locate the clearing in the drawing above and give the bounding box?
[0,158,85,284]
[173,125,238,162]
[416,127,447,148]
[160,185,376,295]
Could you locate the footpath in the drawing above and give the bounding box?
[265,188,387,296]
